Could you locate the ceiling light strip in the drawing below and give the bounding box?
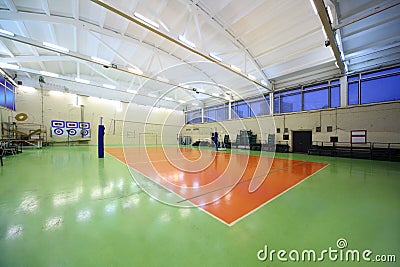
[134,12,160,29]
[89,0,271,91]
[1,30,229,100]
[43,42,70,53]
[0,62,20,70]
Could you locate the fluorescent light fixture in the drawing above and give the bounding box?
[327,6,334,23]
[309,0,318,16]
[103,84,116,89]
[230,64,241,73]
[261,80,268,87]
[248,74,256,80]
[75,77,90,84]
[157,76,169,83]
[40,71,59,78]
[18,86,36,93]
[159,20,170,32]
[49,90,64,96]
[148,93,157,98]
[89,96,100,102]
[128,67,143,75]
[91,56,111,66]
[115,102,123,112]
[127,89,137,94]
[43,42,69,53]
[179,83,190,89]
[134,12,159,29]
[340,49,345,60]
[178,35,196,48]
[165,97,173,101]
[209,53,222,62]
[0,29,15,36]
[179,100,186,104]
[192,103,199,106]
[335,32,341,46]
[212,93,220,97]
[0,63,20,70]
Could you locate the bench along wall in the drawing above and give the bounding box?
[182,101,400,150]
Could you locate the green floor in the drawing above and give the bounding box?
[0,146,399,266]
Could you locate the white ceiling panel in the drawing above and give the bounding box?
[0,0,397,109]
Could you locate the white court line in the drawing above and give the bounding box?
[106,150,232,226]
[106,149,329,227]
[227,164,329,227]
[123,148,218,165]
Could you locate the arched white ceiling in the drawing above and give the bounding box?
[0,0,398,109]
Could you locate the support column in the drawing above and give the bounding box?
[228,101,232,120]
[269,92,274,115]
[340,75,347,107]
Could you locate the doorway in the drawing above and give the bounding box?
[292,131,312,153]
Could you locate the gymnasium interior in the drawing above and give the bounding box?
[0,0,399,266]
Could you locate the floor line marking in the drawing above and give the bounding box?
[105,150,196,206]
[106,150,235,226]
[176,161,307,203]
[105,148,328,227]
[228,165,330,226]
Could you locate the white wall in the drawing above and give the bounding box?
[2,88,184,146]
[3,88,399,149]
[182,102,400,150]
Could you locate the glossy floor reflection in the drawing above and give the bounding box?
[106,147,327,225]
[0,146,399,267]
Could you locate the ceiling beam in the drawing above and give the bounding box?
[98,7,107,29]
[89,0,270,91]
[47,23,65,75]
[193,12,203,50]
[0,32,227,101]
[189,0,272,88]
[3,0,46,71]
[0,11,217,88]
[73,25,78,52]
[4,0,17,12]
[0,39,31,78]
[88,31,131,68]
[120,1,140,35]
[312,0,345,74]
[13,65,186,106]
[41,0,51,16]
[340,12,400,40]
[0,55,71,63]
[80,61,116,84]
[71,0,79,20]
[345,41,400,62]
[345,35,400,59]
[0,10,236,100]
[333,0,400,30]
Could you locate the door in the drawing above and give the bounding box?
[292,131,312,153]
